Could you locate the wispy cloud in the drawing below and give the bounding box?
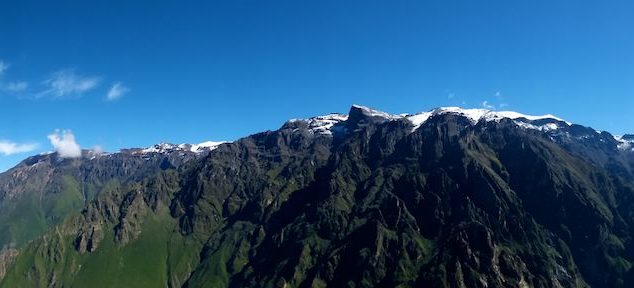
[496,91,509,108]
[48,130,81,158]
[0,140,38,156]
[443,89,456,100]
[0,61,9,76]
[480,90,510,110]
[106,82,129,101]
[91,145,104,154]
[0,61,123,102]
[3,81,29,93]
[481,100,509,110]
[481,101,495,109]
[39,69,101,99]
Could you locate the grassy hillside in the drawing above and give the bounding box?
[0,175,83,249]
[1,208,202,288]
[2,110,634,287]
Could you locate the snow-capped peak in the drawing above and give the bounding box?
[351,104,399,120]
[140,143,178,154]
[138,141,226,154]
[289,105,571,136]
[289,113,349,135]
[405,107,569,131]
[490,111,566,122]
[179,141,226,153]
[615,135,634,152]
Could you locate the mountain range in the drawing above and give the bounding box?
[1,105,633,288]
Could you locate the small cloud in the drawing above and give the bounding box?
[0,140,38,156]
[91,145,104,154]
[39,69,100,99]
[106,82,129,101]
[47,130,81,158]
[481,101,495,109]
[499,103,509,108]
[0,61,9,76]
[495,91,502,99]
[443,89,455,100]
[3,81,29,93]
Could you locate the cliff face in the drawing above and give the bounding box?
[1,106,633,288]
[0,249,18,280]
[0,147,204,250]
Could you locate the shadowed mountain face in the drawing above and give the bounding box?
[1,106,634,288]
[0,147,205,250]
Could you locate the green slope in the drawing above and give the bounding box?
[0,175,83,248]
[2,109,634,287]
[1,208,202,288]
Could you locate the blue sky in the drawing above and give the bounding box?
[1,0,633,171]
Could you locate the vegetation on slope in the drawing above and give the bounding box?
[2,108,634,287]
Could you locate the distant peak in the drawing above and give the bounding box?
[621,134,634,141]
[285,105,573,136]
[287,113,349,135]
[350,104,398,120]
[429,107,567,122]
[396,106,568,132]
[346,105,400,130]
[136,141,226,154]
[347,105,567,124]
[615,135,634,151]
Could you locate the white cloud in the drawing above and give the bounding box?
[0,140,38,156]
[47,130,81,158]
[3,81,28,93]
[0,61,9,76]
[106,82,129,101]
[91,145,104,154]
[39,69,100,99]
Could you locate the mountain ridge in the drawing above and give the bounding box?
[0,104,633,287]
[12,105,628,164]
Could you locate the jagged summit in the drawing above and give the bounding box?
[286,113,348,135]
[620,134,634,141]
[350,104,400,121]
[403,106,570,130]
[289,104,571,134]
[348,104,566,122]
[285,105,634,154]
[134,141,226,154]
[616,135,634,151]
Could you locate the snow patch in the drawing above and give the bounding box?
[406,112,433,129]
[291,113,349,135]
[434,107,491,124]
[141,143,177,154]
[514,121,561,132]
[615,135,634,152]
[404,107,568,131]
[139,141,226,154]
[289,105,586,137]
[493,111,567,123]
[352,104,399,120]
[180,141,226,153]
